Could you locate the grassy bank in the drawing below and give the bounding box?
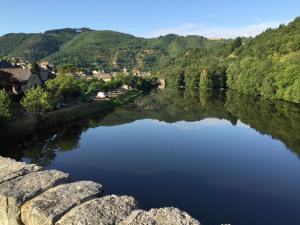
[37,90,143,128]
[1,90,143,136]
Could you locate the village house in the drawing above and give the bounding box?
[0,59,14,69]
[39,70,50,84]
[15,59,31,69]
[2,68,41,93]
[38,61,56,75]
[132,69,151,77]
[93,71,114,82]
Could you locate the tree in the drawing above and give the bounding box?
[57,64,77,75]
[137,77,158,91]
[21,87,53,115]
[0,90,11,118]
[31,62,40,75]
[199,69,213,91]
[0,71,16,91]
[45,75,81,99]
[232,37,242,50]
[178,73,185,87]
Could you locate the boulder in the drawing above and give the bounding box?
[0,156,41,183]
[21,181,103,225]
[56,195,137,225]
[0,170,69,225]
[118,207,201,225]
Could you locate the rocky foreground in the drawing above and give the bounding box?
[0,156,200,225]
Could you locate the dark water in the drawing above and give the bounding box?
[1,89,300,225]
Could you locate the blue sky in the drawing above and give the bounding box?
[1,0,299,38]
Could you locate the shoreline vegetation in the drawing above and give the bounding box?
[0,90,144,137]
[0,62,159,134]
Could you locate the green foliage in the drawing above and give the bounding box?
[30,62,40,75]
[136,77,159,91]
[0,90,11,118]
[231,37,242,50]
[158,17,300,103]
[0,29,81,61]
[101,79,124,92]
[45,75,81,98]
[0,28,227,71]
[227,18,300,103]
[57,64,78,74]
[82,81,102,101]
[21,87,52,115]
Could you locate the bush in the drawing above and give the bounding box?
[0,90,11,118]
[137,77,158,91]
[21,87,53,115]
[46,75,81,99]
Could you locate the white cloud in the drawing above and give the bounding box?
[146,21,285,39]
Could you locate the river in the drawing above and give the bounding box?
[1,89,300,225]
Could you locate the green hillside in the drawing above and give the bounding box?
[227,17,300,102]
[0,29,225,71]
[0,28,85,61]
[156,17,300,103]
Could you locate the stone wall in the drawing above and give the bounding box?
[0,156,201,225]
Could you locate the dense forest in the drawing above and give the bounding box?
[0,17,299,103]
[156,17,300,103]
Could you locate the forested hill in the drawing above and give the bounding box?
[0,29,226,71]
[0,28,90,61]
[157,16,300,103]
[227,17,300,103]
[0,17,299,103]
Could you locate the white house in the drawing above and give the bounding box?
[96,92,109,99]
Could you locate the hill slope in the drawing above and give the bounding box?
[0,29,226,71]
[227,17,300,102]
[0,28,88,61]
[156,17,300,103]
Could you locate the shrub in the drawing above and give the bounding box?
[0,90,11,118]
[21,87,53,115]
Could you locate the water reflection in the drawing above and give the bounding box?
[1,89,300,167]
[1,89,300,225]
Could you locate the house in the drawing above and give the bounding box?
[121,84,129,90]
[0,70,16,92]
[96,92,109,99]
[158,79,166,89]
[84,68,93,76]
[0,60,14,69]
[2,68,41,93]
[39,61,50,70]
[38,61,56,77]
[15,59,30,69]
[93,72,114,82]
[123,66,129,75]
[39,70,50,83]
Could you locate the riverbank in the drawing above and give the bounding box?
[0,90,143,138]
[0,156,200,225]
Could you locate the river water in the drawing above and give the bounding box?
[1,89,300,225]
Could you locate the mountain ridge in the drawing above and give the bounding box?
[0,28,230,70]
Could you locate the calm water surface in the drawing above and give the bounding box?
[1,89,300,225]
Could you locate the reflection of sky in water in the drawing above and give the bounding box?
[51,118,300,203]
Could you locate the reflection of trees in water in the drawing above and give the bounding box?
[225,90,300,156]
[1,88,300,165]
[56,124,82,151]
[0,123,84,166]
